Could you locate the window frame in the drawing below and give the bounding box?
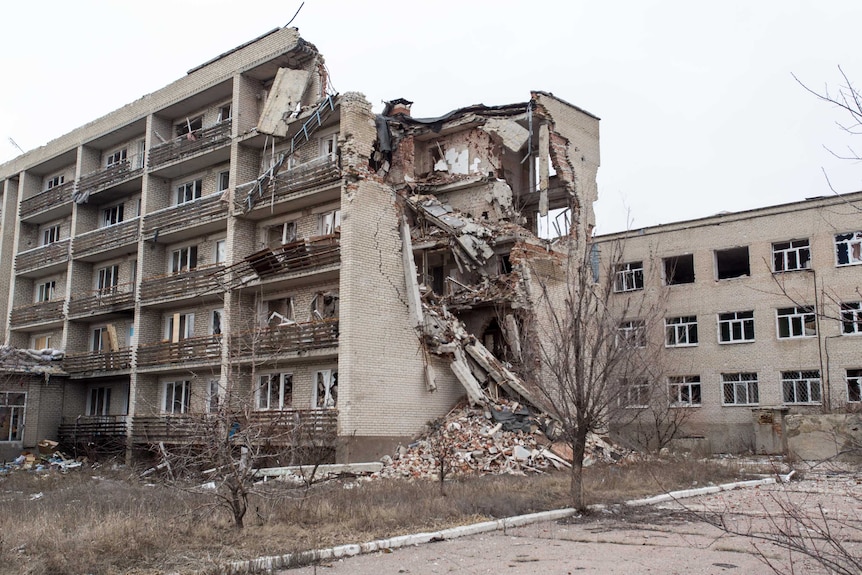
[841,302,862,335]
[101,203,124,227]
[256,372,294,410]
[718,310,755,343]
[665,315,698,347]
[617,320,647,349]
[781,370,822,405]
[175,116,203,138]
[45,174,64,190]
[217,171,230,192]
[621,379,650,408]
[318,209,341,236]
[772,239,811,272]
[41,223,61,246]
[166,312,195,342]
[175,178,203,205]
[847,369,862,403]
[721,372,759,406]
[32,333,52,350]
[613,261,644,293]
[87,386,112,416]
[313,369,338,408]
[668,375,702,407]
[0,391,26,442]
[835,231,862,266]
[162,380,191,414]
[96,264,120,294]
[776,306,817,339]
[169,244,198,274]
[105,148,127,168]
[36,280,56,303]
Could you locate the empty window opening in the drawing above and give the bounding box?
[482,319,509,361]
[847,369,862,403]
[265,297,294,327]
[841,302,862,335]
[722,373,759,405]
[777,306,816,338]
[665,316,698,347]
[210,309,223,336]
[217,104,232,123]
[663,254,695,285]
[163,380,191,414]
[311,292,339,320]
[782,370,821,404]
[537,207,571,239]
[669,375,701,406]
[835,231,862,266]
[217,171,230,192]
[718,311,755,343]
[498,254,513,275]
[0,392,26,441]
[175,116,203,138]
[314,370,337,408]
[773,239,810,272]
[266,221,297,247]
[257,373,293,410]
[614,261,644,292]
[715,246,750,279]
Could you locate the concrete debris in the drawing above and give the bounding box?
[375,402,634,479]
[0,443,85,474]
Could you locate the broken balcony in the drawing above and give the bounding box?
[241,234,340,283]
[439,274,521,310]
[139,265,225,305]
[230,319,339,361]
[62,348,133,376]
[15,240,70,275]
[19,181,75,222]
[76,161,144,199]
[58,415,127,452]
[136,336,222,368]
[9,300,65,328]
[72,219,140,260]
[147,121,232,169]
[142,194,229,241]
[129,409,337,447]
[235,154,340,213]
[67,284,135,318]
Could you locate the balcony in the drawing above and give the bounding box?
[68,284,135,318]
[130,409,337,446]
[148,121,232,169]
[136,335,222,368]
[58,416,127,452]
[72,219,140,260]
[19,181,74,221]
[236,154,340,213]
[142,194,228,242]
[63,348,133,376]
[10,300,64,327]
[139,264,225,304]
[15,239,70,275]
[230,319,339,360]
[76,160,143,199]
[241,234,340,281]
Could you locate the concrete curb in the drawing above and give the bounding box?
[216,475,788,574]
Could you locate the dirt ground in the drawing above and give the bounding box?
[283,471,861,575]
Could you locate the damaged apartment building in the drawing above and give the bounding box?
[0,25,600,462]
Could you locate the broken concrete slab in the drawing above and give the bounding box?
[257,67,313,137]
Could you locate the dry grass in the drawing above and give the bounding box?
[0,457,751,574]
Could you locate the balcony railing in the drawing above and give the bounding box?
[20,181,74,219]
[9,300,64,326]
[63,348,133,374]
[58,416,127,451]
[139,264,225,303]
[148,121,232,168]
[15,240,70,274]
[230,319,339,359]
[76,160,143,198]
[142,194,228,238]
[241,234,340,280]
[130,409,337,446]
[236,154,340,213]
[68,284,135,318]
[72,219,140,259]
[136,335,222,368]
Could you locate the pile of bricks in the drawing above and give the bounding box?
[376,402,632,479]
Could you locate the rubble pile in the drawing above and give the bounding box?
[0,440,84,474]
[376,402,633,479]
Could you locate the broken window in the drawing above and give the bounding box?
[166,313,194,342]
[87,387,112,416]
[206,379,220,413]
[105,148,127,168]
[536,207,571,239]
[214,239,226,264]
[175,116,203,138]
[498,254,513,275]
[617,320,646,349]
[41,223,61,246]
[772,239,810,272]
[428,265,446,295]
[835,231,862,266]
[217,104,232,123]
[175,179,202,205]
[311,292,338,320]
[97,265,119,294]
[102,203,124,227]
[621,379,650,408]
[32,333,51,350]
[266,221,297,247]
[846,369,862,403]
[665,316,698,347]
[663,254,695,285]
[210,309,223,336]
[92,327,107,352]
[715,246,750,279]
[722,372,759,406]
[314,370,337,408]
[0,392,26,441]
[613,261,644,293]
[217,171,230,192]
[170,245,198,273]
[777,306,816,339]
[841,302,862,335]
[45,174,64,190]
[257,373,293,410]
[265,297,294,327]
[781,370,821,404]
[318,209,341,235]
[718,311,755,343]
[36,280,56,303]
[319,133,337,160]
[163,380,191,414]
[669,375,701,406]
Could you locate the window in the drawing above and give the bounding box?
[715,246,750,279]
[102,203,124,227]
[718,311,755,343]
[782,370,822,404]
[135,139,146,169]
[257,373,293,410]
[773,239,810,272]
[206,379,220,413]
[92,327,107,352]
[217,171,230,192]
[170,245,198,273]
[97,265,119,294]
[210,309,222,336]
[614,261,644,292]
[0,392,26,441]
[841,302,862,335]
[665,316,698,347]
[167,313,194,342]
[622,379,650,408]
[32,334,51,350]
[669,375,701,406]
[722,373,759,406]
[163,380,191,414]
[175,179,202,205]
[105,149,127,167]
[217,104,232,123]
[265,297,294,326]
[777,306,816,339]
[46,174,64,190]
[617,320,646,349]
[318,209,341,235]
[314,370,338,408]
[176,116,203,138]
[847,369,862,403]
[319,133,337,159]
[88,387,111,416]
[311,292,338,320]
[835,231,862,266]
[663,254,695,285]
[267,221,297,246]
[36,280,56,302]
[41,224,60,246]
[214,240,226,264]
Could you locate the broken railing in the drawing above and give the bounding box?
[230,319,339,359]
[15,240,71,273]
[63,348,133,374]
[236,154,340,213]
[20,181,74,219]
[9,300,64,327]
[58,415,127,451]
[139,264,225,303]
[142,194,228,240]
[241,234,340,281]
[72,219,140,259]
[136,336,222,368]
[76,160,143,200]
[147,121,232,169]
[68,283,135,318]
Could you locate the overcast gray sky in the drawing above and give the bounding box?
[2,1,861,233]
